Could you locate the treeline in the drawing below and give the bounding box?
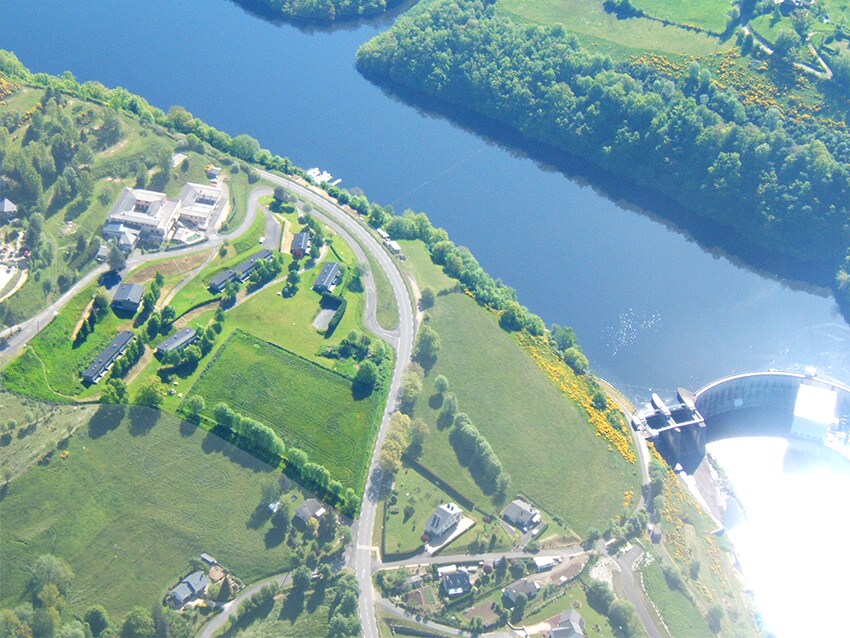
[449,411,510,502]
[234,0,404,21]
[355,0,850,301]
[208,401,359,516]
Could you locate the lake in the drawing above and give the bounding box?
[1,0,847,634]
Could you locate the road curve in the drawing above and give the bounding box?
[197,572,291,638]
[255,168,416,638]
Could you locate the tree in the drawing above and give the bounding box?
[833,50,850,90]
[29,555,74,596]
[32,607,60,638]
[510,592,527,623]
[586,580,615,614]
[354,360,379,394]
[413,325,441,366]
[434,374,449,394]
[291,566,312,592]
[272,503,291,533]
[273,186,290,203]
[773,29,802,61]
[84,606,110,637]
[36,583,64,611]
[399,372,423,414]
[420,286,436,309]
[107,245,125,271]
[230,134,260,161]
[184,395,205,422]
[101,379,127,404]
[608,599,641,637]
[121,607,155,638]
[134,378,166,408]
[707,603,724,633]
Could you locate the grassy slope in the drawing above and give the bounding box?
[640,555,713,638]
[404,244,640,535]
[630,0,731,33]
[497,0,731,60]
[521,584,614,635]
[187,331,383,491]
[0,406,296,619]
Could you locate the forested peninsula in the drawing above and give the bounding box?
[356,0,850,315]
[233,0,402,21]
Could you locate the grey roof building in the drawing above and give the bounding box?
[81,331,134,385]
[112,283,145,313]
[295,498,326,524]
[209,249,274,293]
[209,269,236,293]
[168,570,209,607]
[504,578,540,604]
[291,232,310,258]
[0,197,18,220]
[313,262,341,292]
[441,571,471,597]
[155,328,197,355]
[550,610,585,638]
[503,499,541,529]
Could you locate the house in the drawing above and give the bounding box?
[0,197,18,222]
[503,499,541,529]
[81,331,134,385]
[295,498,326,525]
[425,503,462,537]
[111,283,145,313]
[209,269,236,293]
[199,553,219,567]
[313,262,341,293]
[441,571,471,597]
[232,249,273,282]
[102,222,140,253]
[95,244,110,263]
[550,610,585,638]
[168,570,209,608]
[291,231,311,260]
[504,578,540,604]
[155,328,197,356]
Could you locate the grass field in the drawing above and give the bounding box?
[497,0,731,60]
[365,248,399,331]
[383,466,515,555]
[521,583,614,635]
[406,256,640,535]
[1,282,129,401]
[640,554,713,638]
[186,331,384,492]
[631,0,731,33]
[0,405,297,619]
[218,583,348,638]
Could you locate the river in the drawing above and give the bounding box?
[1,0,847,634]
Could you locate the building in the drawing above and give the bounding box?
[208,249,274,293]
[168,570,209,608]
[176,182,222,230]
[425,503,462,537]
[550,610,585,638]
[441,571,471,597]
[81,331,134,385]
[295,498,326,525]
[504,578,540,604]
[291,231,311,260]
[533,556,558,572]
[206,165,222,181]
[503,499,541,529]
[101,222,140,253]
[95,244,110,263]
[313,262,341,293]
[0,197,18,222]
[111,283,145,313]
[107,187,180,243]
[199,553,219,567]
[155,328,197,356]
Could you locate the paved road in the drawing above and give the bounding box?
[377,546,585,572]
[255,169,416,638]
[197,572,291,638]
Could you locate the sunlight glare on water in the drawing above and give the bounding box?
[707,437,850,637]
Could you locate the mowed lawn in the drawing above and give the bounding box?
[413,290,640,535]
[187,331,383,493]
[0,405,295,619]
[631,0,732,33]
[498,0,730,60]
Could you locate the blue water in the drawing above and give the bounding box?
[1,4,847,634]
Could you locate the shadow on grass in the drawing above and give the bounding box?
[279,589,305,623]
[88,404,126,439]
[436,410,453,430]
[128,405,162,436]
[179,419,199,437]
[448,427,496,497]
[306,586,326,614]
[428,392,443,410]
[201,425,275,473]
[264,525,286,548]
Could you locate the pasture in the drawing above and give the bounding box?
[497,0,731,60]
[639,555,713,638]
[186,331,383,493]
[631,0,732,34]
[406,259,640,535]
[0,404,296,619]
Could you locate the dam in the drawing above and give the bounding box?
[634,371,850,470]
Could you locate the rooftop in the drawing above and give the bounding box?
[155,328,197,353]
[314,262,341,290]
[81,331,134,383]
[113,283,145,306]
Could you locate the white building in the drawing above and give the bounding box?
[107,187,180,242]
[425,503,462,537]
[176,182,222,230]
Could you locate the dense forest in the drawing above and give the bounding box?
[234,0,403,21]
[356,0,850,312]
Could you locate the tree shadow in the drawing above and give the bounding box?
[248,502,272,530]
[179,419,199,437]
[306,586,326,614]
[448,428,495,496]
[88,404,126,439]
[436,410,454,430]
[128,405,161,436]
[279,590,305,623]
[264,525,286,548]
[352,382,374,401]
[428,393,443,410]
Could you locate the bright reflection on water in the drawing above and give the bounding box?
[707,437,850,637]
